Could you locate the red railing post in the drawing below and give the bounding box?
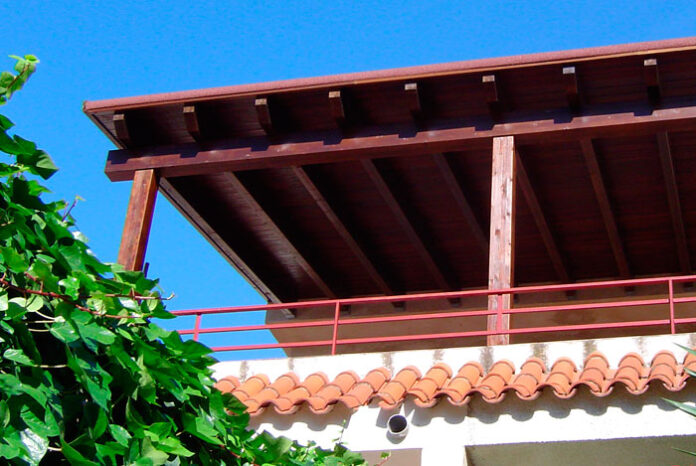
[669,279,676,334]
[193,313,202,342]
[496,294,504,333]
[331,302,341,355]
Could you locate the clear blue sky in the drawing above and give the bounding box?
[1,1,694,359]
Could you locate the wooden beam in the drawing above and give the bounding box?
[360,159,452,291]
[159,177,292,316]
[292,166,393,295]
[657,132,691,273]
[117,169,158,271]
[482,74,501,119]
[183,104,201,141]
[644,58,661,106]
[255,97,273,134]
[105,103,696,181]
[223,172,337,299]
[328,90,346,127]
[580,138,631,278]
[113,112,131,146]
[432,154,488,257]
[404,82,422,120]
[562,66,580,112]
[487,136,516,346]
[516,150,570,283]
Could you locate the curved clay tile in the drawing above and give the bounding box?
[307,371,360,414]
[339,367,390,410]
[245,372,300,412]
[437,361,483,405]
[509,358,546,400]
[214,376,240,394]
[648,350,681,389]
[541,357,577,398]
[611,353,648,395]
[408,363,452,408]
[377,366,421,408]
[271,372,329,414]
[475,360,515,402]
[573,353,613,395]
[233,374,270,402]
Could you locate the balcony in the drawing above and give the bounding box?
[172,274,696,359]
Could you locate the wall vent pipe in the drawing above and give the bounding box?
[387,414,409,439]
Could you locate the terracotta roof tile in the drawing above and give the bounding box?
[217,350,696,416]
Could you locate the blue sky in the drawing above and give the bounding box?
[1,1,694,359]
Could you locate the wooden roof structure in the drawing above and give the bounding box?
[85,37,696,307]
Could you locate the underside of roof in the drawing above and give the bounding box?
[86,37,696,304]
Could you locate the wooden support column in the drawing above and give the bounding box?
[487,136,516,346]
[117,169,158,271]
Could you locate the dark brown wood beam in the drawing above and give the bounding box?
[291,166,393,295]
[644,58,661,106]
[159,177,293,316]
[183,104,201,141]
[223,172,337,299]
[404,82,422,120]
[482,74,501,120]
[487,136,516,346]
[105,103,696,181]
[516,150,570,283]
[360,159,452,291]
[580,138,631,278]
[562,66,581,112]
[657,132,691,273]
[255,97,273,134]
[328,90,346,127]
[432,154,488,257]
[113,112,131,146]
[117,169,158,271]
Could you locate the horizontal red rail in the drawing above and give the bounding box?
[170,275,696,356]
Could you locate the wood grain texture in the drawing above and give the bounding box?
[223,172,337,299]
[360,159,452,291]
[657,132,691,273]
[292,166,392,295]
[562,66,580,112]
[432,153,488,256]
[487,136,516,345]
[104,104,696,181]
[117,169,158,271]
[183,105,201,141]
[516,150,570,283]
[580,138,631,278]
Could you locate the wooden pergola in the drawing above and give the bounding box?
[85,37,696,346]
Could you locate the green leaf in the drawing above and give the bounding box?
[50,321,80,343]
[109,424,132,447]
[18,428,47,465]
[60,438,99,466]
[0,114,13,131]
[0,247,28,272]
[3,348,33,365]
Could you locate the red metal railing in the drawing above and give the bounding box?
[171,275,696,356]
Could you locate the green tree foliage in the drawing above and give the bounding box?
[0,55,369,465]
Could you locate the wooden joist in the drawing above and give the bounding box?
[656,132,691,273]
[183,104,201,141]
[255,97,273,134]
[516,150,570,283]
[360,159,453,291]
[482,74,501,120]
[224,172,337,299]
[328,90,346,127]
[292,166,392,295]
[644,58,661,106]
[580,138,631,278]
[432,154,488,257]
[562,66,581,112]
[404,82,422,121]
[117,169,158,271]
[112,112,131,146]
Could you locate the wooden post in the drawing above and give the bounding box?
[487,136,516,345]
[117,169,158,271]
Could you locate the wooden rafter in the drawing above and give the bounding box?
[291,166,393,295]
[562,66,580,112]
[158,177,293,316]
[360,159,452,291]
[580,139,631,278]
[183,105,201,141]
[223,172,337,299]
[431,154,488,257]
[112,112,131,146]
[656,132,691,273]
[644,58,661,106]
[254,97,273,134]
[516,150,570,283]
[104,103,696,181]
